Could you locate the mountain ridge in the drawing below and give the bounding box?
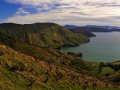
[0,23,89,48]
[64,25,120,32]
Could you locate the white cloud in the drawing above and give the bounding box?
[15,8,30,15]
[5,0,120,26]
[6,0,59,6]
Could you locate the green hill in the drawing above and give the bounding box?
[0,23,89,48]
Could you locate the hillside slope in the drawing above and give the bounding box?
[70,27,96,37]
[0,23,89,48]
[0,45,119,90]
[64,25,96,37]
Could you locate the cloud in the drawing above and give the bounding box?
[84,1,120,7]
[5,0,53,6]
[4,0,120,26]
[15,8,30,16]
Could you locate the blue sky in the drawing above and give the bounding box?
[0,0,120,26]
[0,0,19,20]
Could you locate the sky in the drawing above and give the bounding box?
[0,0,120,26]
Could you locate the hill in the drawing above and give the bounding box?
[0,44,120,90]
[69,27,96,37]
[0,23,89,48]
[64,25,96,37]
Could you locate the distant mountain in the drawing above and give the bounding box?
[64,25,96,37]
[64,25,120,32]
[64,25,79,29]
[69,27,96,37]
[82,25,120,32]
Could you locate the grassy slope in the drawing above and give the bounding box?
[0,45,119,90]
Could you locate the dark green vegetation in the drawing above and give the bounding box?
[0,23,119,90]
[99,62,120,83]
[0,23,89,48]
[64,25,96,37]
[70,28,96,37]
[89,61,120,85]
